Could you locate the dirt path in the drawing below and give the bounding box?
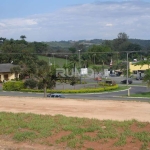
[0,96,150,122]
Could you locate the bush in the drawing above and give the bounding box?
[24,79,37,89]
[99,80,116,86]
[3,81,24,91]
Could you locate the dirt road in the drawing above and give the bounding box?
[0,96,150,122]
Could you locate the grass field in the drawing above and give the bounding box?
[0,112,150,149]
[38,55,68,67]
[131,92,150,98]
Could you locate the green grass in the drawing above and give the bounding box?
[131,92,150,98]
[38,55,69,67]
[0,112,149,149]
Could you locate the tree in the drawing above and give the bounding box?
[33,42,48,54]
[143,69,150,88]
[118,62,131,77]
[10,66,21,79]
[0,37,6,44]
[112,32,129,53]
[68,47,76,53]
[24,79,37,89]
[117,32,129,40]
[92,65,102,78]
[133,57,150,88]
[122,69,131,78]
[20,35,26,40]
[37,61,56,97]
[135,59,150,69]
[87,45,112,65]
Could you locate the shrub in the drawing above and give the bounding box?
[24,79,37,89]
[99,80,116,86]
[3,81,24,91]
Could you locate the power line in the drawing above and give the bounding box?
[0,50,150,55]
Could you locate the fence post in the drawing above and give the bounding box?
[128,87,131,96]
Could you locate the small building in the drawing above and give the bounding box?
[0,63,19,82]
[129,62,150,78]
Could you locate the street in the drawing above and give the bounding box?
[0,76,149,101]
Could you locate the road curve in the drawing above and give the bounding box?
[0,86,149,101]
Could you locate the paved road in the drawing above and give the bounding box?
[0,85,149,101]
[0,76,149,101]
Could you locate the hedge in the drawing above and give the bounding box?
[2,81,118,93]
[20,84,118,93]
[3,81,24,91]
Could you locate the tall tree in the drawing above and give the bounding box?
[68,47,76,53]
[87,45,112,65]
[20,35,26,40]
[37,61,56,97]
[117,32,129,40]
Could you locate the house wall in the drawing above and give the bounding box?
[0,73,18,82]
[129,62,149,72]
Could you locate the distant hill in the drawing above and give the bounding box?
[129,39,150,49]
[45,39,150,51]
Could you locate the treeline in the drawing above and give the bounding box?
[45,36,150,51]
[0,36,49,64]
[1,33,150,67]
[66,33,150,68]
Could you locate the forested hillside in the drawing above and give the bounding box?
[45,38,150,51]
[129,39,150,50]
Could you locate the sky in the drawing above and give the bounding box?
[0,0,150,41]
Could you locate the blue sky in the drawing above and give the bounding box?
[0,0,150,41]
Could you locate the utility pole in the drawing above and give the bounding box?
[78,50,81,84]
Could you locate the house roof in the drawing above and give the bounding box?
[0,63,17,73]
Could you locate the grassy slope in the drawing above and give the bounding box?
[0,112,149,150]
[38,55,67,67]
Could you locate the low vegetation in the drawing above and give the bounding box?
[2,80,119,93]
[21,85,119,93]
[38,55,69,67]
[131,92,150,98]
[0,112,149,149]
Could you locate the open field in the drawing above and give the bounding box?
[0,96,150,150]
[38,55,69,67]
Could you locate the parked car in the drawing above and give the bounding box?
[47,93,65,98]
[120,79,132,84]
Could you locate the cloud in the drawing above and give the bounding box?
[0,0,150,41]
[0,23,6,27]
[0,18,37,27]
[106,23,113,27]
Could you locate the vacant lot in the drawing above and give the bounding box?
[0,96,150,150]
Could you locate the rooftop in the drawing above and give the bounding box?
[0,63,17,73]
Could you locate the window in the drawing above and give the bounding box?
[4,74,8,80]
